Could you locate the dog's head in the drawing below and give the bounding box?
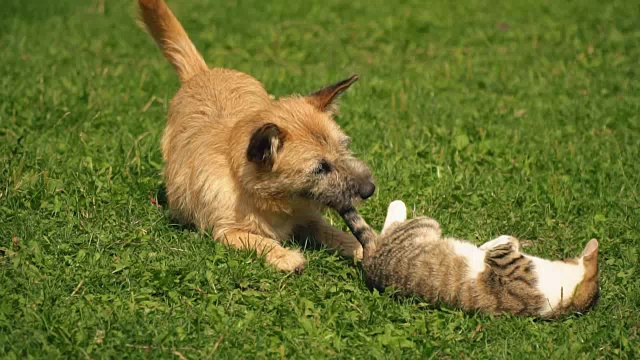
[242,75,375,213]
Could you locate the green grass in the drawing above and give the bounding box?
[1,0,639,358]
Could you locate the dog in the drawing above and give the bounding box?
[137,0,376,272]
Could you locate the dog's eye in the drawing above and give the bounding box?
[314,160,332,175]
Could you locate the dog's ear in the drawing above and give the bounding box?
[307,74,359,113]
[247,123,284,168]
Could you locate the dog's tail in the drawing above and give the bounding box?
[138,0,208,82]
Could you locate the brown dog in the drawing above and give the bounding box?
[137,0,375,272]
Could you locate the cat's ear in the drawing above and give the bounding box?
[382,200,407,235]
[582,239,599,276]
[582,239,599,261]
[582,239,598,258]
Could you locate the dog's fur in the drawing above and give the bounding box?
[137,0,375,272]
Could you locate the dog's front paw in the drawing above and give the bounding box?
[267,248,306,273]
[341,242,363,261]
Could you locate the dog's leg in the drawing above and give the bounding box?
[303,218,363,260]
[220,231,306,272]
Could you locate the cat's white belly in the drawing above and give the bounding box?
[527,255,585,315]
[451,240,486,279]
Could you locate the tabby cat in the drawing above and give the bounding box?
[340,201,600,318]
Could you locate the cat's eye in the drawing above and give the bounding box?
[314,160,332,175]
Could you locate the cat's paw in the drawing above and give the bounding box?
[480,235,520,251]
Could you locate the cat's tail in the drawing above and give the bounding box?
[137,0,208,82]
[339,208,377,258]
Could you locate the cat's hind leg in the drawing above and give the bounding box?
[382,200,407,235]
[479,235,520,251]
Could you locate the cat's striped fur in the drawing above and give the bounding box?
[339,201,600,318]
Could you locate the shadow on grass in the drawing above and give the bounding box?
[153,184,197,233]
[153,183,328,251]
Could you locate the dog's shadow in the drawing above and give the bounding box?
[154,184,325,250]
[154,184,197,232]
[155,184,168,207]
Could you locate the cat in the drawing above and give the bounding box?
[339,201,600,318]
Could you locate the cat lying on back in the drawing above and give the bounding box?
[340,201,600,318]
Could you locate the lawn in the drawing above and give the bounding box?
[1,0,639,358]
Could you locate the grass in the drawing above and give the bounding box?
[1,0,639,358]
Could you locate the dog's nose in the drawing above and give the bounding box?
[359,182,375,199]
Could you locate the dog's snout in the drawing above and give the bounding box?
[359,181,375,199]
